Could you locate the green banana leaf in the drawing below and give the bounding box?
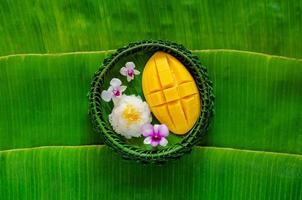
[1,50,301,153]
[0,146,301,199]
[0,0,302,58]
[1,0,302,199]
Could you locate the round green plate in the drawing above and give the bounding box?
[89,40,214,163]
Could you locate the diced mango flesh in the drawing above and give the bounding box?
[142,52,201,135]
[152,105,174,130]
[167,101,188,133]
[163,87,179,102]
[181,94,200,129]
[148,91,165,106]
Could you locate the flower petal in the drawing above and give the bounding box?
[112,97,121,105]
[110,78,122,87]
[159,137,168,146]
[112,92,122,98]
[153,124,159,134]
[141,124,153,137]
[134,69,140,75]
[120,85,127,92]
[120,67,128,76]
[143,136,152,144]
[107,86,114,92]
[126,76,132,82]
[158,124,169,137]
[101,90,112,102]
[126,62,135,69]
[151,140,159,147]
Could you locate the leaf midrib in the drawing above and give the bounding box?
[0,49,302,62]
[0,145,301,158]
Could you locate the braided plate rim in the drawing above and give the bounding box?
[89,40,214,164]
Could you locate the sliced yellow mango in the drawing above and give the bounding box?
[142,51,201,135]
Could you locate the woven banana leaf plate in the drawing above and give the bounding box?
[89,40,214,163]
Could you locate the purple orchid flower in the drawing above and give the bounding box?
[101,78,127,103]
[120,62,140,82]
[142,124,169,147]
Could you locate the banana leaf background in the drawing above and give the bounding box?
[0,0,302,199]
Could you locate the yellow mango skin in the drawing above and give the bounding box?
[142,52,201,135]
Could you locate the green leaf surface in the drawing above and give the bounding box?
[1,0,302,198]
[0,52,108,149]
[0,50,301,155]
[0,146,301,200]
[200,50,302,154]
[0,0,302,58]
